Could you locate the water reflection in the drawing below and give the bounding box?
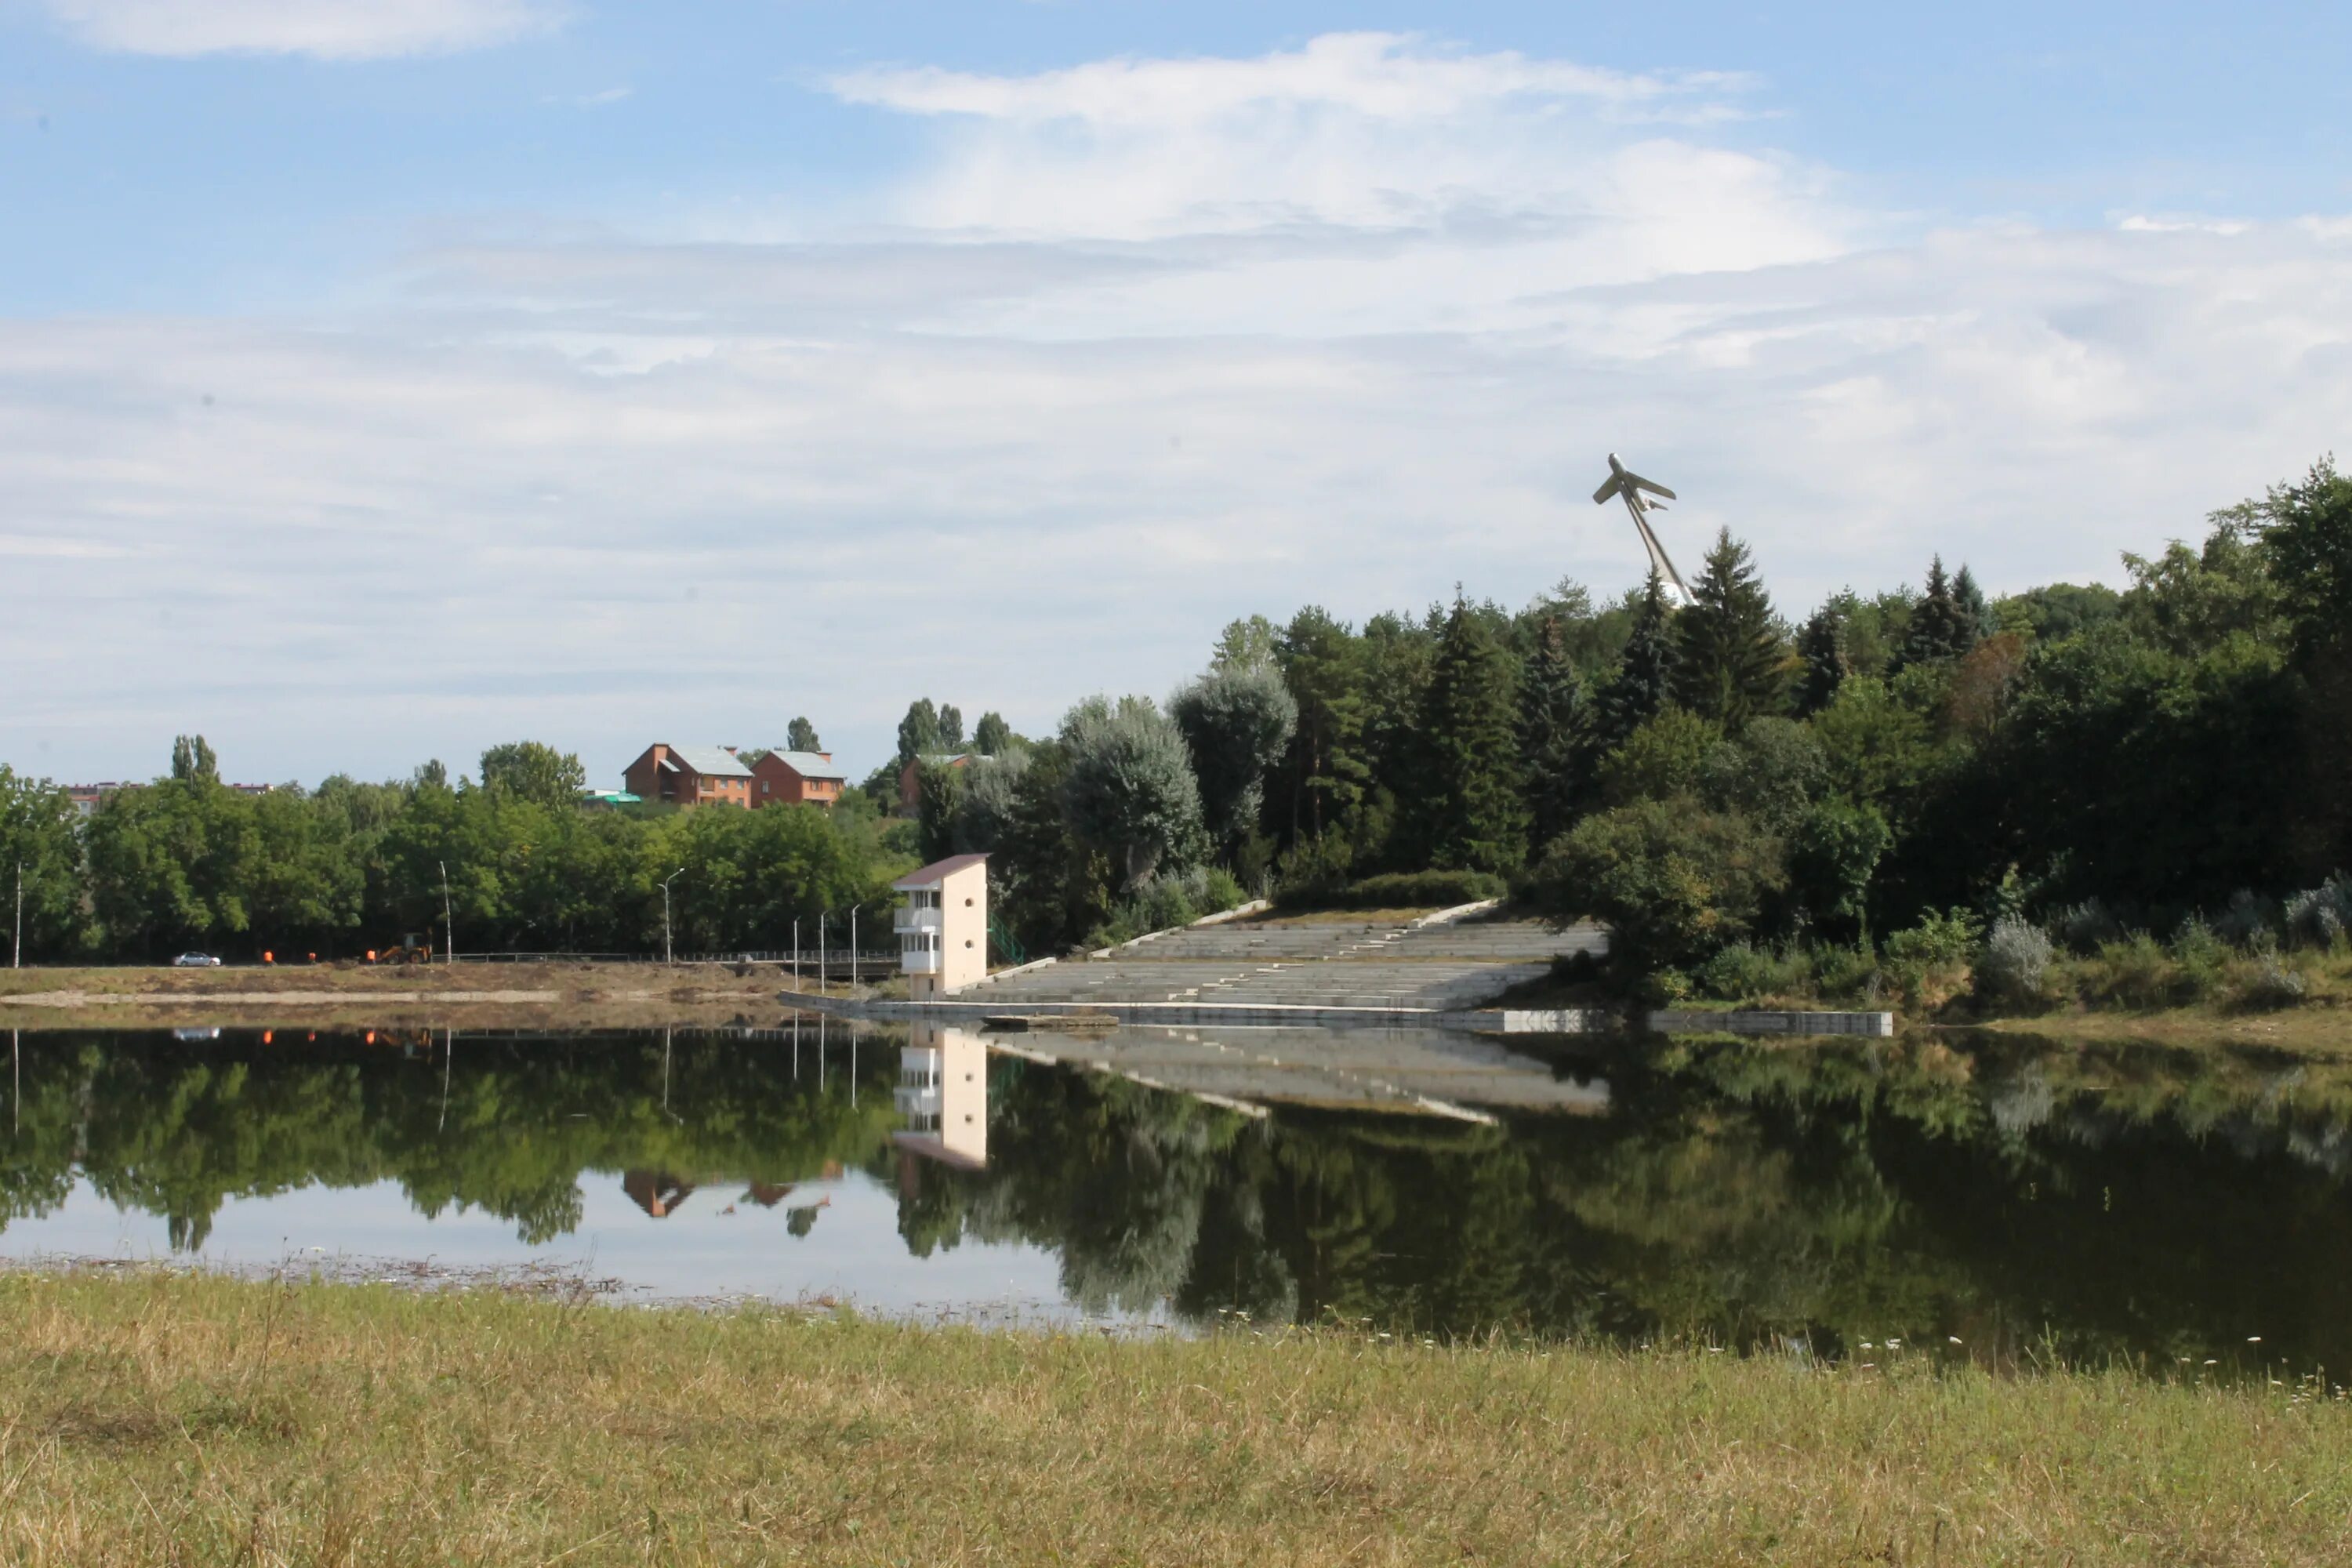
[4,1024,2352,1370]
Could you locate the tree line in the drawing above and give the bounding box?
[5,458,2347,974]
[0,738,913,961]
[908,458,2352,983]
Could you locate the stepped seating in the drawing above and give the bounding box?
[972,913,1605,1013]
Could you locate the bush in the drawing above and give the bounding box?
[2233,955,2308,1010]
[1080,866,1251,949]
[2214,890,2276,949]
[2169,916,2227,1001]
[1883,907,1983,1009]
[1693,942,1804,1004]
[1526,797,1786,977]
[1976,916,2053,1007]
[2087,931,2172,1009]
[2052,898,2123,954]
[1810,944,1886,1005]
[1274,868,1506,912]
[2285,877,2352,950]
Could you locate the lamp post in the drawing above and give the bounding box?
[661,867,686,965]
[818,909,829,994]
[438,859,455,965]
[850,902,861,993]
[791,916,800,992]
[13,860,22,970]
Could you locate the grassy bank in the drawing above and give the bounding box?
[0,961,831,1031]
[5,1272,2349,1565]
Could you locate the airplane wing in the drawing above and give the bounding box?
[1592,474,1624,505]
[1623,471,1677,501]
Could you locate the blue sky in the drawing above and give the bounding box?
[4,1,2349,787]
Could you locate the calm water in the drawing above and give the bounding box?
[5,1022,2350,1370]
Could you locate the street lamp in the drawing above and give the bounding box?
[439,859,455,965]
[13,860,22,971]
[661,867,686,965]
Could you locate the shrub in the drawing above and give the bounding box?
[2053,898,2123,954]
[1976,916,2053,1008]
[1694,942,1806,1004]
[1526,797,1786,977]
[2285,877,2352,950]
[1810,944,1886,1004]
[2088,931,2172,1009]
[2214,889,2276,949]
[2234,955,2308,1010]
[1274,868,1506,912]
[2169,916,2227,1001]
[1883,907,1983,1009]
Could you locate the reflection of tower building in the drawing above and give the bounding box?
[893,1024,989,1181]
[622,1170,698,1218]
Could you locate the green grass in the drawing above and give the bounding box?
[5,1270,2350,1565]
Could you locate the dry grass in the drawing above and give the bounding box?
[4,1271,2349,1566]
[0,961,813,1032]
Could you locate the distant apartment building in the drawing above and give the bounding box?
[747,749,846,807]
[896,752,970,816]
[622,744,754,808]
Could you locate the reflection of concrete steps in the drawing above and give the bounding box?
[1000,1025,1611,1122]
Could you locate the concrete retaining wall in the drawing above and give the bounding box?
[1646,1008,1896,1038]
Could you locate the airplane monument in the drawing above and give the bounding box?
[1592,452,1690,604]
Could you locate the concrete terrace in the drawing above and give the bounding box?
[971,906,1607,1016]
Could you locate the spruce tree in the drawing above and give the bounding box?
[1518,611,1587,852]
[1672,528,1787,731]
[1900,556,1974,666]
[1953,564,1989,650]
[1593,572,1675,749]
[1417,593,1528,874]
[1794,607,1849,717]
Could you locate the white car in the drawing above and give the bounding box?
[172,952,223,967]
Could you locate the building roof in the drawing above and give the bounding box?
[764,750,845,781]
[911,752,971,768]
[893,852,989,891]
[662,744,753,779]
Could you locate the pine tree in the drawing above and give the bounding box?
[1794,607,1850,717]
[1517,611,1587,852]
[1593,573,1675,749]
[786,717,821,753]
[1673,529,1787,731]
[1415,593,1528,874]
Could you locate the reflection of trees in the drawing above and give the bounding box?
[2,1032,899,1248]
[893,1033,2352,1367]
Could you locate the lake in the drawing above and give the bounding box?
[5,1021,2348,1373]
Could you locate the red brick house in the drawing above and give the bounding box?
[748,749,847,808]
[897,752,970,816]
[622,744,755,809]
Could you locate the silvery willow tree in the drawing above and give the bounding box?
[1059,695,1207,887]
[1170,662,1297,852]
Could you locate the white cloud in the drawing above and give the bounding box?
[5,33,2350,785]
[828,32,1751,128]
[40,0,563,59]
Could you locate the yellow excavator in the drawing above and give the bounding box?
[367,933,434,965]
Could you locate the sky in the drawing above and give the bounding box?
[3,1,2349,789]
